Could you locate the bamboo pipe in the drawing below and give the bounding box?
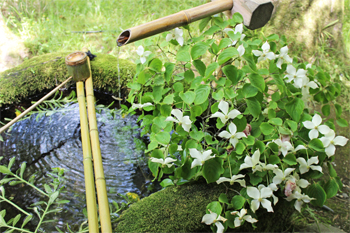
[84,51,113,233]
[76,81,99,233]
[117,0,233,46]
[0,76,73,134]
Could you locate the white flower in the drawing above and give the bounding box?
[210,100,241,124]
[272,168,295,185]
[320,130,349,157]
[223,23,246,46]
[218,123,247,148]
[286,173,310,194]
[290,144,307,153]
[276,46,293,69]
[237,44,245,57]
[231,208,257,227]
[202,209,227,233]
[296,157,322,174]
[306,63,312,69]
[132,102,153,109]
[216,174,246,187]
[166,109,192,132]
[239,149,262,173]
[247,186,273,213]
[285,191,314,212]
[252,42,275,63]
[166,27,184,46]
[293,77,318,96]
[272,139,293,156]
[150,157,177,168]
[259,163,278,171]
[302,114,331,140]
[189,148,215,168]
[136,45,151,64]
[284,65,307,84]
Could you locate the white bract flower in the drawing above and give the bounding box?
[231,208,257,227]
[259,162,278,171]
[166,27,184,46]
[302,114,331,140]
[290,144,307,153]
[132,102,153,109]
[166,109,192,132]
[218,123,247,148]
[272,139,293,156]
[293,77,318,96]
[276,46,293,69]
[150,157,177,168]
[252,42,275,63]
[223,23,246,46]
[210,100,241,124]
[320,130,349,157]
[272,168,295,185]
[136,45,151,64]
[285,191,314,212]
[216,174,246,187]
[247,186,273,213]
[202,209,227,233]
[285,173,310,195]
[284,65,307,84]
[237,44,245,57]
[296,157,322,174]
[239,149,262,173]
[189,148,215,168]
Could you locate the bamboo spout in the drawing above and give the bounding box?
[117,0,274,46]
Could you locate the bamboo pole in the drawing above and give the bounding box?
[0,76,73,134]
[76,81,100,233]
[84,53,112,233]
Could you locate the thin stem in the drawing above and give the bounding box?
[5,225,33,233]
[0,196,32,216]
[34,201,51,233]
[12,173,48,197]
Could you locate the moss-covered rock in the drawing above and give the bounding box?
[116,180,295,232]
[0,52,135,105]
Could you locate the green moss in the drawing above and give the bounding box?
[116,180,295,233]
[0,52,135,105]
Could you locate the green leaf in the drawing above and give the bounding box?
[155,132,170,144]
[205,135,219,145]
[179,91,196,105]
[283,153,297,165]
[48,191,59,205]
[163,94,174,104]
[236,142,245,155]
[309,138,324,152]
[268,118,283,126]
[194,85,211,105]
[267,34,279,41]
[206,201,222,215]
[184,69,195,83]
[260,122,275,135]
[189,130,205,142]
[222,65,240,86]
[321,104,331,117]
[205,62,219,78]
[193,60,206,77]
[324,178,339,198]
[243,135,255,146]
[191,42,209,60]
[212,90,224,101]
[153,85,163,103]
[199,17,211,32]
[0,166,11,174]
[219,193,230,204]
[231,195,246,210]
[21,215,32,228]
[176,45,191,62]
[149,58,162,72]
[203,158,224,183]
[285,98,304,122]
[327,162,337,177]
[8,157,15,170]
[13,214,21,227]
[268,155,281,164]
[248,173,262,186]
[218,47,238,65]
[231,13,244,24]
[242,84,258,98]
[218,38,232,50]
[334,104,342,118]
[336,118,348,127]
[306,183,327,207]
[246,97,261,118]
[164,62,175,83]
[160,178,175,188]
[173,82,184,93]
[44,184,52,194]
[286,119,298,132]
[0,213,7,227]
[203,25,221,36]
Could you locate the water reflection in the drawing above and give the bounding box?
[0,103,154,230]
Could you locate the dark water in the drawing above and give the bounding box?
[0,103,155,231]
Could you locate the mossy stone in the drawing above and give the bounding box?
[0,52,135,105]
[116,180,295,232]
